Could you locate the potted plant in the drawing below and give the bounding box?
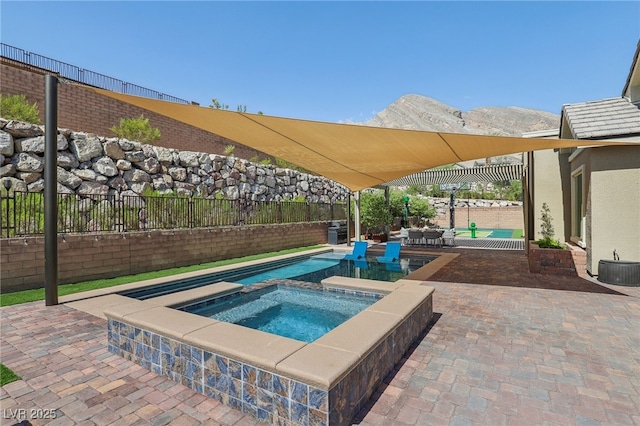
[529,203,576,276]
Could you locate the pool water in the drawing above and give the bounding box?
[237,252,435,285]
[120,251,436,300]
[182,285,379,342]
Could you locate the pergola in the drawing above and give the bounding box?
[382,163,524,186]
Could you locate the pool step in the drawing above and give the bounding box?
[147,281,243,308]
[321,276,403,294]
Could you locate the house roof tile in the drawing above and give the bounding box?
[563,97,640,139]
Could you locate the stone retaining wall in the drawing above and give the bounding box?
[0,119,349,203]
[0,223,330,293]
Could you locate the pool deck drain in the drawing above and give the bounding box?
[2,247,639,425]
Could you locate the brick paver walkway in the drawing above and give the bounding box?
[2,248,639,425]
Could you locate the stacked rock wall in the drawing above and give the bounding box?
[0,119,349,203]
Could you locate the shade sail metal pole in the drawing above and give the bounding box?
[347,193,352,247]
[45,75,58,306]
[354,191,361,242]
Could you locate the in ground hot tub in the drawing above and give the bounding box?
[105,277,434,425]
[598,260,640,286]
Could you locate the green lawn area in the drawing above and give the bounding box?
[0,363,20,386]
[0,245,324,307]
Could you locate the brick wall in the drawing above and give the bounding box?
[432,206,524,229]
[0,62,271,161]
[0,223,330,293]
[528,242,581,276]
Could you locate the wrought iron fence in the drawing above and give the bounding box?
[0,191,347,237]
[1,43,191,105]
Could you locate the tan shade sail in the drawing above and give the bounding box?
[87,87,624,191]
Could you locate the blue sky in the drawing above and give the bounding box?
[2,1,639,123]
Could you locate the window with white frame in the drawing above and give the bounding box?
[571,166,585,243]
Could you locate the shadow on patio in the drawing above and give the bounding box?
[367,243,629,296]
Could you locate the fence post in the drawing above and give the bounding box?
[117,188,124,232]
[189,196,194,229]
[2,181,13,238]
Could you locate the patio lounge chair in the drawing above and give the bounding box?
[345,241,368,260]
[377,242,402,263]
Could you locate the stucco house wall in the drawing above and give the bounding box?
[588,145,640,273]
[531,149,567,243]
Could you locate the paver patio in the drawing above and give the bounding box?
[1,247,639,425]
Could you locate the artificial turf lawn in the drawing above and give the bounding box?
[0,245,324,307]
[0,363,20,386]
[454,230,492,238]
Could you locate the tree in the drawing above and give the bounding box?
[410,197,436,221]
[355,191,393,235]
[110,115,161,144]
[539,202,554,240]
[0,94,41,124]
[536,202,565,249]
[209,98,229,110]
[209,98,254,114]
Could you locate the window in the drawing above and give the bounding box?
[571,167,585,244]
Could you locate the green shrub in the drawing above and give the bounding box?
[0,94,41,124]
[535,237,566,249]
[110,114,161,144]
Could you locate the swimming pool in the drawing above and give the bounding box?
[178,284,380,343]
[119,251,437,300]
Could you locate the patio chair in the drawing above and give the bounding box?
[377,242,402,263]
[344,241,368,260]
[407,229,424,246]
[399,227,410,245]
[442,228,456,246]
[423,229,444,247]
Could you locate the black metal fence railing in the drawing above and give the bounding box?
[0,191,347,237]
[1,43,191,105]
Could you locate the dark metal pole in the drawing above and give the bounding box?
[346,193,351,246]
[45,75,58,306]
[449,191,455,230]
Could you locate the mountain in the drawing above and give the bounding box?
[360,94,560,137]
